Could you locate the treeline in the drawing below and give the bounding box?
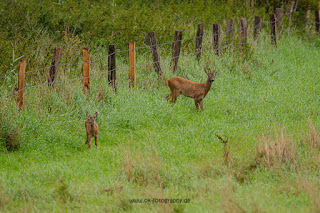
[0,0,315,78]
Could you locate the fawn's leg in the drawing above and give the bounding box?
[85,133,89,144]
[88,135,92,149]
[95,136,97,147]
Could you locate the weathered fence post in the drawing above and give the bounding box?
[212,24,221,56]
[128,42,136,89]
[270,14,277,46]
[82,48,90,93]
[148,31,163,76]
[171,30,182,72]
[195,24,204,60]
[305,10,310,27]
[239,18,248,51]
[316,9,320,32]
[17,60,26,110]
[275,8,283,36]
[226,19,235,46]
[108,44,117,92]
[48,47,62,88]
[286,1,295,33]
[254,15,262,41]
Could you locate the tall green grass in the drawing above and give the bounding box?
[0,34,320,212]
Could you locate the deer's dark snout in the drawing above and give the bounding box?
[209,74,215,83]
[89,118,94,125]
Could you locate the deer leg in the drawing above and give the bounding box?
[194,98,200,111]
[88,135,92,149]
[166,92,172,101]
[85,132,89,144]
[171,91,179,104]
[95,136,97,147]
[199,100,204,111]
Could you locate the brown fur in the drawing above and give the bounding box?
[85,111,99,149]
[166,68,218,111]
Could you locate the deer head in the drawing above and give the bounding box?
[204,67,219,83]
[86,111,97,125]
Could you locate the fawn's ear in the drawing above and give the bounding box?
[86,111,90,118]
[94,112,98,119]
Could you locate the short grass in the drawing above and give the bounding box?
[1,33,320,212]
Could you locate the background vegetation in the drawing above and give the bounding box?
[1,0,320,212]
[0,0,317,79]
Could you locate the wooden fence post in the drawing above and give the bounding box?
[254,15,262,41]
[316,9,320,32]
[108,44,117,92]
[305,10,310,27]
[226,19,235,46]
[195,24,204,60]
[82,48,90,93]
[212,24,221,56]
[148,31,163,76]
[270,14,277,46]
[48,47,62,88]
[286,1,295,33]
[275,8,283,36]
[239,18,248,51]
[17,60,26,110]
[171,30,182,72]
[128,42,136,89]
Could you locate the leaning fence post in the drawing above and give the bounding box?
[239,18,248,51]
[275,8,283,36]
[270,14,277,46]
[148,31,163,76]
[82,48,90,93]
[254,15,262,41]
[195,24,204,60]
[128,42,136,89]
[17,60,26,110]
[171,30,182,73]
[48,47,62,88]
[108,44,117,92]
[212,24,221,56]
[226,19,235,46]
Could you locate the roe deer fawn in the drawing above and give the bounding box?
[166,68,218,111]
[85,111,99,149]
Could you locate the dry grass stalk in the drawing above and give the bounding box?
[216,134,230,166]
[307,119,320,150]
[255,130,298,169]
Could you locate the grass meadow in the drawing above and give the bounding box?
[1,32,320,212]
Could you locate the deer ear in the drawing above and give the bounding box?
[86,111,90,118]
[94,112,98,119]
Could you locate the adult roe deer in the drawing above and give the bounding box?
[85,111,99,149]
[166,68,218,111]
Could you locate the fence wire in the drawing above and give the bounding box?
[6,7,303,99]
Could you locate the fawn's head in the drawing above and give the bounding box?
[86,111,97,125]
[204,68,219,83]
